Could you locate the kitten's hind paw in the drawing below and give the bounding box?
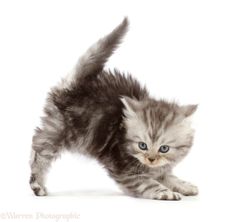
[154,190,182,201]
[32,185,47,196]
[30,175,47,196]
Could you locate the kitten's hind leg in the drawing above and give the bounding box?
[29,129,61,196]
[30,149,58,196]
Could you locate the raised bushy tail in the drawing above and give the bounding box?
[61,17,129,88]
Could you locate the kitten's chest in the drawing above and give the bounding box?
[148,166,170,178]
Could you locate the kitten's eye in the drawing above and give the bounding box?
[159,145,170,153]
[138,142,148,150]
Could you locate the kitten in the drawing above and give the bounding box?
[29,18,198,200]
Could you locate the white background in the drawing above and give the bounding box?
[0,0,236,221]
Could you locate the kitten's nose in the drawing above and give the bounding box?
[148,157,155,163]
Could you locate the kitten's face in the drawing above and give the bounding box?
[121,97,197,168]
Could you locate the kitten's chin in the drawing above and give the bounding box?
[146,163,166,168]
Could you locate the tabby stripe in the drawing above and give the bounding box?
[141,184,159,194]
[117,175,149,184]
[154,188,168,193]
[43,119,59,129]
[124,181,143,190]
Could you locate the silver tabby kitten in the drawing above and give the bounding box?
[30,18,198,200]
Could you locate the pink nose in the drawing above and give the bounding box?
[148,158,155,162]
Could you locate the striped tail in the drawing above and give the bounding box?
[61,17,129,88]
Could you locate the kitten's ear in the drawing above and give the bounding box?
[180,104,198,117]
[120,96,140,117]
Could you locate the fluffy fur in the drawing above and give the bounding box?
[29,18,198,200]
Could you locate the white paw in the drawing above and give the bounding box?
[154,189,182,200]
[37,186,47,196]
[175,183,198,196]
[30,182,47,196]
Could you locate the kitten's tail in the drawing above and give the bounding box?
[60,17,129,88]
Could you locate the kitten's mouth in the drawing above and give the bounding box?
[145,157,169,168]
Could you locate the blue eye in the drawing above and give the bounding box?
[159,145,170,153]
[138,142,148,150]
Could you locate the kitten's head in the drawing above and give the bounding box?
[121,97,197,168]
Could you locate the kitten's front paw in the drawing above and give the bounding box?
[174,183,198,196]
[154,190,182,201]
